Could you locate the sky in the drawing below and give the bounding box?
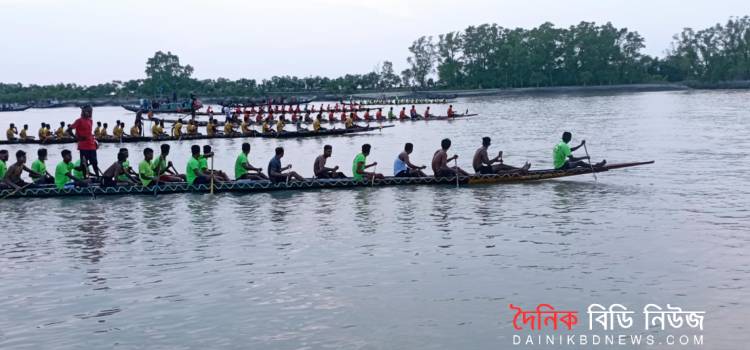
[0,0,746,85]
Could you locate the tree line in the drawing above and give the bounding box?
[1,16,749,103]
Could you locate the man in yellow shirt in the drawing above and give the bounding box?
[276,116,286,133]
[19,124,33,140]
[6,123,17,141]
[130,124,141,137]
[172,119,183,138]
[55,122,66,139]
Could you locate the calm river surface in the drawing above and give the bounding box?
[0,91,748,349]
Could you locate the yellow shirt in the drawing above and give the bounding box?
[345,117,354,128]
[223,122,234,134]
[276,120,285,133]
[262,122,271,133]
[241,121,250,134]
[113,126,123,138]
[130,125,140,136]
[173,123,183,137]
[6,128,16,140]
[94,126,102,138]
[38,127,46,139]
[151,124,162,136]
[20,129,28,139]
[313,119,321,131]
[187,124,197,134]
[100,128,108,137]
[207,123,215,137]
[55,127,65,138]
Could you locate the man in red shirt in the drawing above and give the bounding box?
[68,105,100,177]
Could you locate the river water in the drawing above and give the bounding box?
[0,91,748,349]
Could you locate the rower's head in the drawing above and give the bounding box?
[143,148,154,161]
[103,123,108,129]
[15,150,26,164]
[402,143,413,154]
[37,148,47,161]
[23,124,28,130]
[562,131,572,143]
[61,149,72,163]
[449,105,453,108]
[361,143,371,156]
[482,137,491,147]
[191,145,201,158]
[81,105,93,118]
[60,121,65,127]
[441,138,452,150]
[160,144,170,156]
[9,123,15,128]
[116,120,121,125]
[159,120,165,127]
[117,151,127,163]
[119,148,129,158]
[97,121,102,127]
[323,145,332,157]
[0,149,7,161]
[242,142,251,154]
[203,145,213,157]
[275,146,284,158]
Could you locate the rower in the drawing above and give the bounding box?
[553,132,606,169]
[394,143,427,177]
[314,145,346,178]
[387,107,396,120]
[117,148,138,183]
[138,148,157,187]
[101,151,138,187]
[185,145,213,186]
[113,122,124,139]
[261,119,274,134]
[352,144,383,182]
[447,105,455,118]
[224,119,237,135]
[363,109,371,122]
[375,108,383,121]
[344,113,356,129]
[173,119,184,138]
[431,138,470,178]
[30,148,55,184]
[3,150,41,190]
[423,106,431,119]
[399,107,407,120]
[276,115,286,133]
[328,110,335,123]
[55,122,66,139]
[235,142,268,180]
[152,144,184,182]
[267,146,304,183]
[6,123,17,141]
[54,150,88,189]
[94,122,103,139]
[186,120,199,136]
[472,137,530,175]
[340,111,347,123]
[409,105,419,120]
[240,118,252,135]
[313,115,327,132]
[206,119,217,137]
[38,122,47,141]
[0,150,7,187]
[200,145,230,181]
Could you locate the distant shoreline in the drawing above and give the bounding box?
[8,81,750,108]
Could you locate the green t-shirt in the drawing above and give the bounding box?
[235,153,248,180]
[151,156,167,175]
[186,157,201,185]
[352,153,366,181]
[117,160,130,181]
[54,161,74,189]
[139,160,155,186]
[553,141,572,169]
[31,159,46,177]
[72,160,84,180]
[199,156,208,171]
[0,159,6,179]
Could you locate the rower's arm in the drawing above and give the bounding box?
[355,161,366,175]
[403,155,421,169]
[364,162,377,170]
[23,166,41,178]
[243,163,261,172]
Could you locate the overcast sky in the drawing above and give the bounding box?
[0,0,745,85]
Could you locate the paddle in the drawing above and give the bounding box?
[210,154,215,195]
[2,182,35,200]
[455,158,460,188]
[371,164,377,186]
[583,142,597,181]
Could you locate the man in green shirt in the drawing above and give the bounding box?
[186,145,212,185]
[117,148,138,182]
[352,144,383,182]
[139,148,156,186]
[30,148,55,184]
[152,144,185,182]
[553,132,606,169]
[0,150,8,186]
[235,142,267,180]
[201,145,230,181]
[54,150,88,189]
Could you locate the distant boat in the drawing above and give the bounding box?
[220,97,315,107]
[0,105,31,112]
[122,99,202,114]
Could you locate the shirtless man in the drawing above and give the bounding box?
[472,137,530,175]
[431,138,470,178]
[3,150,41,190]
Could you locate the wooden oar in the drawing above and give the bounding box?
[455,158,460,188]
[371,164,377,186]
[2,182,35,200]
[210,155,215,194]
[583,142,597,181]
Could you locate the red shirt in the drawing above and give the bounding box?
[70,117,96,150]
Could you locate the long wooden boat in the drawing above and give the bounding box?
[220,98,315,107]
[0,125,394,145]
[122,103,198,114]
[158,113,478,127]
[0,161,654,200]
[341,99,452,106]
[0,105,31,112]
